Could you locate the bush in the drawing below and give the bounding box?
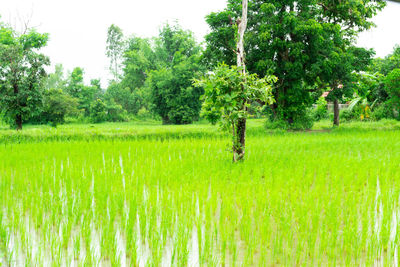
[312,97,328,121]
[136,107,153,120]
[385,69,400,104]
[28,89,79,127]
[372,102,398,121]
[106,99,128,122]
[89,99,108,123]
[265,109,314,130]
[340,107,362,121]
[290,110,314,130]
[265,119,289,130]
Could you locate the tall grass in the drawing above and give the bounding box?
[1,120,400,265]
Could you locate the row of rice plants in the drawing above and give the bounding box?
[1,129,400,265]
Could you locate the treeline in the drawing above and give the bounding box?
[0,22,204,128]
[1,0,400,130]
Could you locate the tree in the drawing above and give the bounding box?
[204,0,385,129]
[89,98,108,123]
[195,0,276,162]
[45,64,67,91]
[122,37,155,90]
[119,37,156,115]
[147,24,205,124]
[0,23,49,130]
[323,47,374,126]
[65,67,103,116]
[195,64,276,161]
[106,24,124,81]
[41,88,79,127]
[65,67,84,98]
[105,81,141,115]
[385,68,400,110]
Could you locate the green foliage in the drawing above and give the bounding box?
[372,102,398,121]
[194,64,276,131]
[105,82,141,115]
[122,37,155,90]
[65,67,104,116]
[384,68,400,107]
[40,88,79,127]
[45,64,67,90]
[0,23,50,129]
[105,99,128,122]
[204,0,385,126]
[89,99,108,123]
[147,24,205,124]
[371,45,400,76]
[106,24,124,81]
[340,108,358,122]
[313,97,328,121]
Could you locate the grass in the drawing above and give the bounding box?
[1,119,400,266]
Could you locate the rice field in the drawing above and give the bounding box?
[1,119,400,266]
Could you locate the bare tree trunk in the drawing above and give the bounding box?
[233,0,248,162]
[333,99,340,126]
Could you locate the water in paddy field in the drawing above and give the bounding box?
[0,215,201,266]
[2,182,400,266]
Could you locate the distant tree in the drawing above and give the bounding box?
[105,81,141,115]
[323,47,374,126]
[147,24,205,124]
[372,45,400,76]
[66,67,84,98]
[384,69,400,110]
[90,98,108,123]
[65,68,103,116]
[122,37,155,90]
[0,23,49,130]
[106,24,124,81]
[41,88,79,127]
[105,98,128,122]
[45,64,66,91]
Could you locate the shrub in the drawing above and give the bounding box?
[106,99,128,122]
[90,99,108,123]
[312,97,328,121]
[266,109,314,130]
[372,102,398,121]
[340,109,357,122]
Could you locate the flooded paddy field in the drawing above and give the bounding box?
[1,122,400,266]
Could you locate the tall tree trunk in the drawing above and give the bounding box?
[333,99,340,126]
[13,83,22,131]
[233,118,246,161]
[233,0,248,162]
[16,114,22,131]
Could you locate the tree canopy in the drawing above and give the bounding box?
[0,23,50,130]
[204,0,385,129]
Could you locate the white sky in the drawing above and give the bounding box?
[1,0,400,87]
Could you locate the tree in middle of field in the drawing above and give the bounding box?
[195,0,276,162]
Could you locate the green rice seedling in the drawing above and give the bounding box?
[2,120,400,265]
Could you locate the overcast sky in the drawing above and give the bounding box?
[1,0,400,87]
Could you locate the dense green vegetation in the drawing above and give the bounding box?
[1,120,400,265]
[1,0,399,131]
